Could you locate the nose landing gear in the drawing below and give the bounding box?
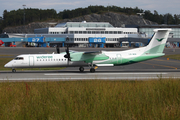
[12,69,16,73]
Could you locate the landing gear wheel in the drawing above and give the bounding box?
[12,69,16,73]
[79,67,84,72]
[90,68,95,73]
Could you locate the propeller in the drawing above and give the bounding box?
[56,45,60,54]
[64,45,71,63]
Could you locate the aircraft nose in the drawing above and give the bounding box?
[4,62,12,68]
[4,63,8,67]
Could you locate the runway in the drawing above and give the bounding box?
[0,69,180,81]
[0,47,180,81]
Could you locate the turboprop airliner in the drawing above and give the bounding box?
[4,29,171,73]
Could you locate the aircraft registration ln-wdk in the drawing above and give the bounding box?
[5,29,171,73]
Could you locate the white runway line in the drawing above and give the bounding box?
[0,77,179,81]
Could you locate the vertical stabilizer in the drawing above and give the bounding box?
[145,29,171,54]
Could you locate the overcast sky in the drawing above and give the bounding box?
[0,0,180,17]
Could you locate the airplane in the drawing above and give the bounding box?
[4,29,171,73]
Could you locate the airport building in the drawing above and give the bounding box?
[33,21,138,47]
[139,25,180,38]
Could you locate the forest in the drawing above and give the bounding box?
[0,5,180,33]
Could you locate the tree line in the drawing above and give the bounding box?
[0,5,180,33]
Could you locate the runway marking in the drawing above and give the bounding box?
[44,73,167,76]
[1,76,180,81]
[140,62,177,69]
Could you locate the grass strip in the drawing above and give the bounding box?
[0,55,14,57]
[0,79,180,120]
[0,57,13,70]
[164,54,180,60]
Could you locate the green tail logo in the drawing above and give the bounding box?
[156,38,164,42]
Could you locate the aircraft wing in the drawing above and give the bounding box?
[70,51,109,63]
[83,51,102,55]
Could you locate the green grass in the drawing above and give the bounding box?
[164,54,180,60]
[0,80,180,120]
[0,56,65,71]
[0,55,14,57]
[0,57,13,70]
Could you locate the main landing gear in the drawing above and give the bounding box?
[12,69,16,73]
[79,64,97,73]
[89,63,96,73]
[90,68,95,73]
[79,67,95,73]
[79,66,84,72]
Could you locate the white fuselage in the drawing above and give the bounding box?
[4,47,152,69]
[4,53,88,68]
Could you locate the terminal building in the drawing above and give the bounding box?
[139,25,180,38]
[33,21,138,47]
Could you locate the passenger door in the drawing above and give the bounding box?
[29,56,34,66]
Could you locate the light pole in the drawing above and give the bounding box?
[23,5,26,25]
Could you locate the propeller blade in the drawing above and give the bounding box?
[64,45,71,61]
[56,45,60,54]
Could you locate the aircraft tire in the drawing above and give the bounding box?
[79,67,84,72]
[90,68,95,73]
[12,69,16,73]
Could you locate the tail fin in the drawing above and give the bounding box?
[145,29,171,54]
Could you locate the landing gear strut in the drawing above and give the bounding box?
[79,67,84,72]
[12,69,16,73]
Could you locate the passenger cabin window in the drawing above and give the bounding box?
[14,57,24,60]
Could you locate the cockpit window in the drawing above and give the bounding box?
[14,57,24,60]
